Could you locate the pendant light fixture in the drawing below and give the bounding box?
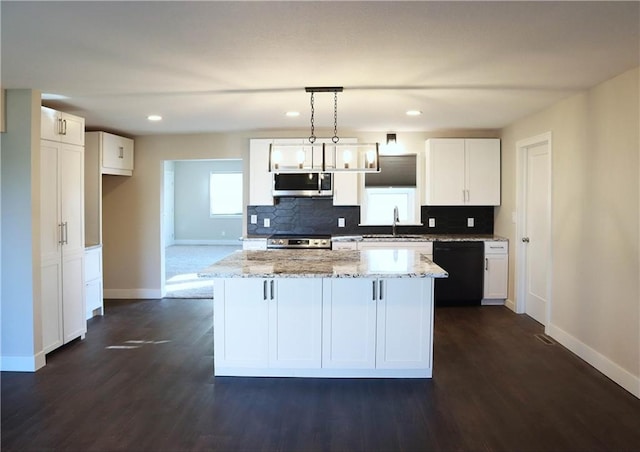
[268,87,380,173]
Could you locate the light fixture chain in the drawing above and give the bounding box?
[332,91,339,143]
[309,91,316,143]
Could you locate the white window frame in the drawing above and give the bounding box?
[209,171,243,217]
[361,187,418,225]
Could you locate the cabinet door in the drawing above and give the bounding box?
[214,278,270,368]
[484,254,508,299]
[62,251,86,342]
[425,139,466,205]
[40,140,64,353]
[102,132,134,175]
[330,138,359,206]
[269,279,322,368]
[465,138,500,205]
[322,278,376,369]
[249,139,275,206]
[41,107,61,142]
[61,143,86,341]
[59,112,85,146]
[376,278,433,369]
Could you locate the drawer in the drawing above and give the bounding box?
[484,241,508,254]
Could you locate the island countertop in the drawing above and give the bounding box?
[201,249,448,279]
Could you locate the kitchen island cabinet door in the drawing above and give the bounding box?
[376,278,433,370]
[322,278,377,369]
[214,278,270,369]
[269,279,322,369]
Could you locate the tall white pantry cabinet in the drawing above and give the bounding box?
[40,107,86,354]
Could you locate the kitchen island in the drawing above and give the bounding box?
[201,249,447,378]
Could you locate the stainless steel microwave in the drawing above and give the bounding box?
[272,172,333,197]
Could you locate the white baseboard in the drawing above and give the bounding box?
[103,288,163,299]
[504,298,516,312]
[172,239,242,246]
[548,323,640,398]
[1,351,46,372]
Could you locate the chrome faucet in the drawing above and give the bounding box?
[392,206,400,236]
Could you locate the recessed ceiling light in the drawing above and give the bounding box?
[285,111,300,117]
[406,110,422,116]
[147,115,162,121]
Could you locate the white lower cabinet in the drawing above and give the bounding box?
[85,246,103,319]
[483,241,508,304]
[214,276,434,377]
[213,278,322,374]
[323,278,433,373]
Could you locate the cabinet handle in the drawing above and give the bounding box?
[58,223,65,244]
[372,280,377,301]
[64,222,69,244]
[270,280,275,300]
[118,146,124,159]
[62,119,67,135]
[379,280,384,300]
[263,280,268,300]
[485,258,488,271]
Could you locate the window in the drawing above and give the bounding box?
[210,172,242,216]
[362,187,417,225]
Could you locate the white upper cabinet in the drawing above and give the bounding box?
[100,132,134,176]
[249,138,276,206]
[41,106,85,146]
[424,138,500,206]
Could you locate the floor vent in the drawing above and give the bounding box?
[535,333,555,345]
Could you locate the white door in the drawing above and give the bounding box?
[215,278,269,368]
[322,278,377,369]
[376,278,432,369]
[268,279,322,368]
[521,138,551,325]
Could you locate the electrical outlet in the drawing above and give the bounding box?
[338,218,345,228]
[467,217,475,227]
[428,218,436,228]
[263,218,270,228]
[250,214,258,224]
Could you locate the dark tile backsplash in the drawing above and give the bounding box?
[247,198,494,236]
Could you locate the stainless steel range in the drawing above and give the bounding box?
[267,235,331,249]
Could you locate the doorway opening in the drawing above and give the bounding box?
[163,159,242,298]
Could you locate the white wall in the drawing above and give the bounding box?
[0,89,45,371]
[173,159,243,244]
[497,67,640,397]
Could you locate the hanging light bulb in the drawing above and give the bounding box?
[366,149,377,168]
[296,149,306,169]
[272,149,282,170]
[343,149,352,169]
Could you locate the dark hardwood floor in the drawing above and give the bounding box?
[2,299,639,452]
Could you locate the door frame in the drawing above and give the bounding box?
[515,132,553,329]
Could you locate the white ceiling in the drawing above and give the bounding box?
[2,1,638,137]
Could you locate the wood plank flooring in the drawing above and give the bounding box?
[2,300,639,451]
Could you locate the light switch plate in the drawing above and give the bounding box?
[467,218,475,227]
[263,218,270,228]
[338,218,345,228]
[428,218,436,228]
[250,214,258,224]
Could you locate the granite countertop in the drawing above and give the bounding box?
[200,249,448,279]
[331,234,508,242]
